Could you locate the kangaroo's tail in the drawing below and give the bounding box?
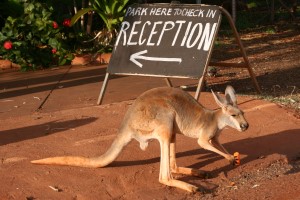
[31,131,132,168]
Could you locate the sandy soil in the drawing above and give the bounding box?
[0,93,299,199]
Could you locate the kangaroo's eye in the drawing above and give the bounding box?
[231,114,237,117]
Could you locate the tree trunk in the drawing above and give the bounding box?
[232,0,236,23]
[86,1,93,34]
[270,0,275,23]
[81,0,86,31]
[73,0,77,14]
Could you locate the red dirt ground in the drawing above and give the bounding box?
[0,90,299,199]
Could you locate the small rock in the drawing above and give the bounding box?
[0,59,12,69]
[33,96,41,100]
[11,62,21,69]
[96,53,111,64]
[0,59,21,69]
[230,182,235,186]
[71,54,92,66]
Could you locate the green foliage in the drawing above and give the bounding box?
[92,0,129,31]
[234,11,259,30]
[71,0,129,31]
[265,27,276,34]
[0,0,75,70]
[71,0,129,53]
[0,0,23,30]
[247,2,257,9]
[71,8,93,27]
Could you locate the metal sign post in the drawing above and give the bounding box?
[97,4,260,105]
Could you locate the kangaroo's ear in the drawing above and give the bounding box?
[211,89,227,108]
[225,85,237,106]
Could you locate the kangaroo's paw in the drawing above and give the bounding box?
[159,179,201,193]
[172,167,210,178]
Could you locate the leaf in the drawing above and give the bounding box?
[119,0,129,12]
[6,16,17,26]
[92,0,129,31]
[70,8,94,26]
[6,30,13,37]
[65,53,74,60]
[13,42,23,47]
[48,38,59,48]
[0,32,7,41]
[25,3,35,13]
[59,58,67,66]
[13,50,21,56]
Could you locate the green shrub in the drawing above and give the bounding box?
[70,0,129,53]
[0,0,75,70]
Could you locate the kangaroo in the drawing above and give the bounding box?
[31,86,248,193]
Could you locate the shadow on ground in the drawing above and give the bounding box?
[0,67,123,99]
[110,128,300,187]
[0,117,97,145]
[206,66,300,95]
[212,23,300,63]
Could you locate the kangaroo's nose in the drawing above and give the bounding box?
[240,123,249,131]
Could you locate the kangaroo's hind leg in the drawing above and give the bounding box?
[157,122,200,193]
[170,134,208,178]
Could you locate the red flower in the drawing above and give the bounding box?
[3,41,13,50]
[63,18,71,27]
[52,48,57,54]
[52,21,59,29]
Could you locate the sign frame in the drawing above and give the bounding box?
[97,4,261,105]
[107,3,222,79]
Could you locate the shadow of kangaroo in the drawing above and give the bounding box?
[31,86,249,193]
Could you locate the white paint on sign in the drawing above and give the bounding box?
[125,6,214,18]
[125,7,148,17]
[116,20,218,51]
[130,50,182,68]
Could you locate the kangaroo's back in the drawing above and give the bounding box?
[122,87,206,138]
[132,87,204,113]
